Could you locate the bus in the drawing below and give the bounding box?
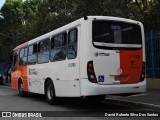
[11,16,146,104]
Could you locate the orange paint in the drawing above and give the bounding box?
[120,49,143,84]
[18,66,28,91]
[11,42,29,92]
[12,66,28,91]
[11,70,19,90]
[14,42,28,51]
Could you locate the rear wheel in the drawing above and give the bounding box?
[18,80,28,97]
[45,80,58,105]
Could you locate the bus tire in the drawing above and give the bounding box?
[18,80,28,97]
[45,80,58,105]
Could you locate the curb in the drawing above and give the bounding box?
[105,98,160,110]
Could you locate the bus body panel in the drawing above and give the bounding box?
[79,16,146,96]
[12,42,29,91]
[11,70,19,90]
[80,78,146,96]
[12,66,29,91]
[11,16,146,98]
[28,64,43,94]
[120,49,143,84]
[19,65,28,91]
[28,60,81,97]
[27,24,81,97]
[92,49,120,85]
[92,49,143,85]
[79,19,92,79]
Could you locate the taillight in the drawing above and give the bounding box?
[87,61,97,83]
[140,62,145,82]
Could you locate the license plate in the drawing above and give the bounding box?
[113,81,120,85]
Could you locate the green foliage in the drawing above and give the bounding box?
[0,0,160,62]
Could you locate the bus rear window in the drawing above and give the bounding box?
[93,21,142,49]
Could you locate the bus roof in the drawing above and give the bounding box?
[13,16,141,51]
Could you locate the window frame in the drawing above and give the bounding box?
[12,50,18,69]
[19,47,28,66]
[67,28,78,60]
[50,32,67,62]
[27,43,38,65]
[92,20,142,50]
[37,38,50,64]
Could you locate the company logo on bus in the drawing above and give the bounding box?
[117,68,122,75]
[94,52,110,57]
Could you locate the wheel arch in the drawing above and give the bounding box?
[18,77,23,87]
[44,77,55,94]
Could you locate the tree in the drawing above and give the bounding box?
[0,0,25,62]
[0,0,160,62]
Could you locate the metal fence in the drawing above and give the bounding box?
[146,30,160,78]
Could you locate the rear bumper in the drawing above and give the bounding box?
[80,79,146,96]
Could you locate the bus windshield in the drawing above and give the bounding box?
[93,20,142,49]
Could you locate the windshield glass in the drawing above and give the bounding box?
[93,20,142,49]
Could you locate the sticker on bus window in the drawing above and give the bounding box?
[98,75,104,82]
[111,25,121,30]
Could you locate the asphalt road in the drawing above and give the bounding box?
[0,85,159,120]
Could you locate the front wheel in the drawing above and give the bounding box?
[45,80,58,105]
[18,80,28,97]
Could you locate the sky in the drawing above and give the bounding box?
[0,0,6,9]
[0,0,26,9]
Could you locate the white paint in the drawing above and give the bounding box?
[25,16,146,97]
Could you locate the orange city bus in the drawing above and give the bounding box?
[11,16,146,104]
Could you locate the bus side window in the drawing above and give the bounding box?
[19,47,27,66]
[67,28,78,59]
[28,44,37,65]
[37,38,50,64]
[50,33,67,61]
